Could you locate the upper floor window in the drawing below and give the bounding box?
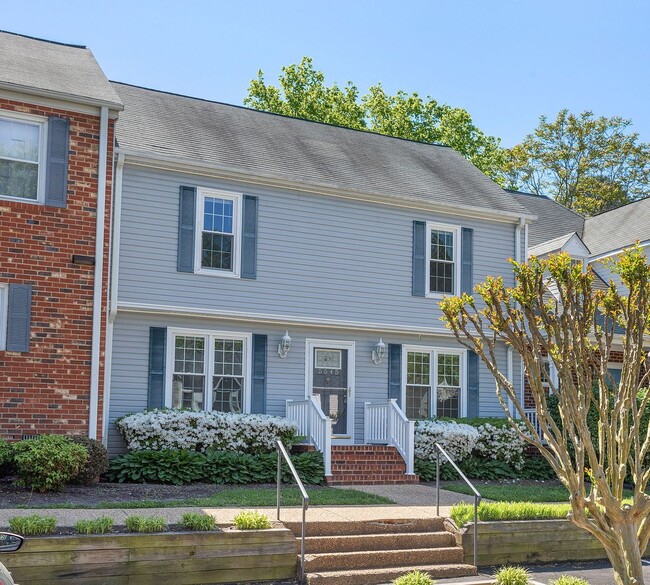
[427,222,460,296]
[0,113,46,202]
[195,188,242,277]
[404,347,466,419]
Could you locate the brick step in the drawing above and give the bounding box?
[326,474,419,485]
[305,563,477,585]
[330,464,406,472]
[305,546,464,572]
[284,518,446,537]
[331,446,398,451]
[305,531,455,553]
[330,458,405,464]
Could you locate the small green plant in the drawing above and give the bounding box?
[9,514,56,536]
[75,516,114,535]
[451,501,571,526]
[233,510,271,530]
[125,515,167,533]
[180,512,218,531]
[0,438,13,478]
[549,577,591,585]
[392,569,434,585]
[107,449,207,485]
[13,435,88,492]
[70,436,109,485]
[494,565,531,585]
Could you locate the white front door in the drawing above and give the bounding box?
[306,340,355,445]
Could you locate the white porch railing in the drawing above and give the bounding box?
[524,409,544,439]
[364,399,415,475]
[286,397,332,476]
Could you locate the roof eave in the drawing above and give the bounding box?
[116,147,538,224]
[0,81,124,111]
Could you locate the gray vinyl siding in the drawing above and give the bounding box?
[108,313,511,454]
[117,165,520,327]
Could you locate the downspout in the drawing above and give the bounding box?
[508,218,526,415]
[88,106,109,439]
[101,152,125,445]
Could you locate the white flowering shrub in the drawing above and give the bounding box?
[473,421,530,469]
[115,409,300,454]
[414,419,479,462]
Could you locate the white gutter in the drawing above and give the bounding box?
[509,218,526,415]
[0,81,124,111]
[88,106,109,440]
[101,152,125,445]
[524,223,529,260]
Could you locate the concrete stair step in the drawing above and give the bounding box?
[284,518,446,536]
[305,531,456,553]
[305,547,464,572]
[305,563,477,585]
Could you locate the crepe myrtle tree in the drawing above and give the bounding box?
[439,248,650,585]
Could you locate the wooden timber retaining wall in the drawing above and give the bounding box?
[459,520,649,566]
[1,528,297,585]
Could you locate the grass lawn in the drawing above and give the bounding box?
[17,486,393,510]
[443,481,634,503]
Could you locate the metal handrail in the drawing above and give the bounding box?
[276,439,309,583]
[434,442,482,568]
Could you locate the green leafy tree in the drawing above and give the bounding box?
[440,248,650,585]
[504,110,650,216]
[244,57,506,183]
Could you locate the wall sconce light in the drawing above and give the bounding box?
[372,338,386,364]
[278,331,292,358]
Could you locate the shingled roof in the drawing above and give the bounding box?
[110,82,532,218]
[0,31,122,109]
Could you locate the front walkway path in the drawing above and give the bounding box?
[338,483,482,506]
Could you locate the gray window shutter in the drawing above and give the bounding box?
[177,186,196,272]
[467,350,479,418]
[44,116,69,208]
[412,221,426,297]
[461,227,474,295]
[251,334,267,413]
[241,195,258,279]
[388,343,402,406]
[6,284,32,352]
[148,327,167,409]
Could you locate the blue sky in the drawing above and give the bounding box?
[3,0,649,147]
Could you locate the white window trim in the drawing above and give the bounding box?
[0,109,48,205]
[194,187,243,278]
[0,284,7,350]
[425,221,461,298]
[402,345,467,418]
[164,328,252,413]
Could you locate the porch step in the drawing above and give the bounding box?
[326,445,418,485]
[284,518,475,585]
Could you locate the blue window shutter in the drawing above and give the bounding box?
[412,221,426,297]
[241,195,258,279]
[44,116,69,208]
[148,327,167,409]
[251,334,267,413]
[177,186,196,272]
[461,227,474,295]
[388,344,402,406]
[6,284,32,352]
[467,350,479,417]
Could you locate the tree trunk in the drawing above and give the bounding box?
[603,520,645,585]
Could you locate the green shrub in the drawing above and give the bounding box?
[392,570,434,585]
[9,514,56,536]
[76,516,114,534]
[0,438,13,477]
[549,577,591,585]
[107,449,206,485]
[70,436,109,485]
[233,511,271,530]
[125,515,167,533]
[451,501,571,526]
[494,565,531,585]
[180,512,218,531]
[13,435,88,492]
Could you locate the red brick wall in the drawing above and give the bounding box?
[0,98,114,441]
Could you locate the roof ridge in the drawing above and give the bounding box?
[0,29,86,49]
[588,195,650,219]
[110,80,455,151]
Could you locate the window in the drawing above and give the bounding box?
[0,112,46,202]
[195,188,242,276]
[167,330,250,413]
[427,222,460,296]
[0,284,7,350]
[404,347,466,419]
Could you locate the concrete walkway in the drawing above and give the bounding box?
[338,483,483,506]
